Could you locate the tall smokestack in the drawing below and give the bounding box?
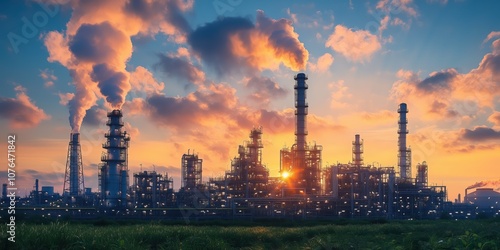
[397,103,411,180]
[294,73,308,191]
[352,134,363,167]
[64,132,84,196]
[99,109,130,207]
[294,73,308,151]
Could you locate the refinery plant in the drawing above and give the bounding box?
[1,73,499,220]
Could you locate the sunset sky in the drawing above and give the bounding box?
[0,0,499,200]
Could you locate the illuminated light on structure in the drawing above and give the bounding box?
[99,110,130,207]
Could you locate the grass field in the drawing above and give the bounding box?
[1,218,499,249]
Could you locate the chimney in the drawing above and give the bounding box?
[398,103,411,180]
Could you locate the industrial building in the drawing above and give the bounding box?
[98,109,130,207]
[132,171,174,208]
[280,73,322,196]
[209,127,270,208]
[181,151,203,192]
[9,72,491,221]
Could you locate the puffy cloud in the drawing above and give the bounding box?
[325,25,381,63]
[124,0,193,39]
[0,86,50,128]
[43,0,192,132]
[391,70,460,119]
[483,31,500,44]
[155,54,205,87]
[308,53,334,73]
[244,76,288,107]
[69,22,132,67]
[329,80,352,109]
[188,10,308,75]
[144,83,245,131]
[417,68,458,93]
[488,111,500,127]
[90,63,130,107]
[129,66,165,95]
[58,92,74,106]
[391,38,500,120]
[82,106,107,127]
[461,126,500,142]
[39,69,57,87]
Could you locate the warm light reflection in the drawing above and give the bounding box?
[281,171,291,179]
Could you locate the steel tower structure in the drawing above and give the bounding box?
[63,133,84,196]
[397,103,411,181]
[99,110,130,207]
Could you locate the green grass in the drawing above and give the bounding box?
[1,219,499,249]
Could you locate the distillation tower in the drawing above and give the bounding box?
[99,110,130,207]
[64,133,84,196]
[280,73,322,196]
[398,103,412,181]
[181,151,203,191]
[352,134,363,167]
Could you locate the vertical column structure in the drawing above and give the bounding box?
[64,132,84,196]
[352,134,364,167]
[248,127,263,165]
[416,161,428,188]
[397,103,411,180]
[100,110,130,207]
[181,152,202,191]
[294,73,308,191]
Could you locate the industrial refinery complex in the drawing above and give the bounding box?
[2,73,499,220]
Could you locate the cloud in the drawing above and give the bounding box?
[43,0,192,132]
[286,8,298,24]
[329,80,352,109]
[360,110,397,124]
[58,92,74,106]
[460,126,500,142]
[39,69,58,87]
[483,31,500,44]
[188,10,308,75]
[411,126,500,155]
[488,111,500,127]
[124,121,140,139]
[69,22,131,66]
[376,0,418,17]
[417,68,458,93]
[325,25,381,63]
[155,54,205,87]
[143,83,249,131]
[90,63,130,107]
[129,66,165,95]
[308,53,334,73]
[0,86,50,129]
[124,0,193,41]
[82,106,107,127]
[244,76,288,107]
[391,40,500,120]
[467,179,500,190]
